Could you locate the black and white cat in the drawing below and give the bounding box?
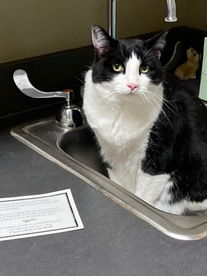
[83,25,207,214]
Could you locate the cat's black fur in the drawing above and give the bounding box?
[91,27,207,207]
[143,74,207,204]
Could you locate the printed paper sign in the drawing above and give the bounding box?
[0,189,84,241]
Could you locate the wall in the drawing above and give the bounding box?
[185,0,207,30]
[0,0,186,63]
[0,0,107,63]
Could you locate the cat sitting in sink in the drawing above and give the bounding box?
[83,25,207,214]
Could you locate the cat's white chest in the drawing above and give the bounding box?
[83,69,167,206]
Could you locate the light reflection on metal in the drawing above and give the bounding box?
[165,0,177,22]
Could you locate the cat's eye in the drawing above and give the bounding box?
[112,64,124,72]
[140,65,150,74]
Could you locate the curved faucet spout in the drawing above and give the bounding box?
[165,0,177,22]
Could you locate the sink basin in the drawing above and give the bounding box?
[11,118,207,240]
[59,127,108,177]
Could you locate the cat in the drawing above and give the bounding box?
[83,25,207,215]
[174,47,200,80]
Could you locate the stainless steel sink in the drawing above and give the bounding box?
[11,118,207,240]
[59,127,109,176]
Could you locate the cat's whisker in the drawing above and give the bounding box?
[100,91,118,102]
[141,91,153,113]
[141,87,179,117]
[140,93,149,112]
[74,76,85,84]
[154,94,179,117]
[146,84,184,104]
[162,101,179,117]
[144,91,174,127]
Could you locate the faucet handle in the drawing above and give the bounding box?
[13,69,70,101]
[13,69,84,128]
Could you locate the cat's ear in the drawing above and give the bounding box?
[91,25,112,55]
[145,31,168,59]
[153,31,168,58]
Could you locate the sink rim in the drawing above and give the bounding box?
[10,118,207,240]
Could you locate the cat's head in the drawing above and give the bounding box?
[91,25,167,99]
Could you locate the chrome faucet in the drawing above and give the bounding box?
[108,0,177,39]
[108,0,117,38]
[165,0,177,22]
[13,69,83,128]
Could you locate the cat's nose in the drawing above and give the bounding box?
[127,83,138,92]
